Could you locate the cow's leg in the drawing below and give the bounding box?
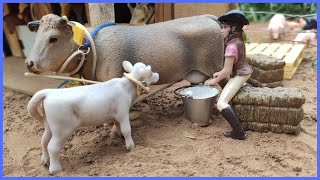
[47,125,76,175]
[41,119,52,167]
[110,122,122,139]
[118,115,134,150]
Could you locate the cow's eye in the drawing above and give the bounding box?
[49,37,58,44]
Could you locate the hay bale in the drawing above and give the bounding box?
[232,87,305,108]
[248,78,283,88]
[251,66,284,83]
[233,105,304,126]
[247,54,285,71]
[242,122,301,135]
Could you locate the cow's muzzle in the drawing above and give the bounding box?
[26,60,41,74]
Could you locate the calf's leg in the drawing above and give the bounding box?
[47,124,77,175]
[118,115,134,150]
[41,120,52,167]
[110,122,122,139]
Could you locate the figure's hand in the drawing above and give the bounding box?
[204,78,217,86]
[204,71,221,86]
[213,72,220,78]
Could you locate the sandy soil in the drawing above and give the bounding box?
[3,22,317,177]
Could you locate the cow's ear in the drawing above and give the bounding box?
[123,61,133,73]
[27,21,40,32]
[56,16,68,28]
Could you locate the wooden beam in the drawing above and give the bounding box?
[163,3,174,21]
[3,22,24,57]
[3,4,24,57]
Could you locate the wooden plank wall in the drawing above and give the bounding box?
[155,3,174,23]
[174,3,229,19]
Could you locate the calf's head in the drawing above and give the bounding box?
[26,14,78,73]
[123,61,159,86]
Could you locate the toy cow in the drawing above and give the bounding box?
[27,61,159,175]
[25,14,224,86]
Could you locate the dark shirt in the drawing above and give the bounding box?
[224,32,252,78]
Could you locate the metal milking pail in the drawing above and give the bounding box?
[174,85,219,127]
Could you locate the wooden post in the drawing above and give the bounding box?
[155,3,174,23]
[88,3,114,28]
[85,3,90,26]
[3,3,24,57]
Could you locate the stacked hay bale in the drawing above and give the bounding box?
[247,54,285,88]
[231,86,305,134]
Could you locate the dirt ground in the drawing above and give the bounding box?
[3,22,317,176]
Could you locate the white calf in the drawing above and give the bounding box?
[27,61,159,175]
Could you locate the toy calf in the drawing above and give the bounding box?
[27,61,159,175]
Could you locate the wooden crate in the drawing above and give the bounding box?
[246,43,305,79]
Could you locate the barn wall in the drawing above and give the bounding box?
[174,3,230,19]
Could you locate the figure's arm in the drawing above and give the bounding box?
[206,56,234,86]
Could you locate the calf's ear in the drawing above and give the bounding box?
[123,61,133,73]
[151,73,159,84]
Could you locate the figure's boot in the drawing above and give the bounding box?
[220,106,246,140]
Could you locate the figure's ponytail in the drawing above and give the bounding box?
[242,30,247,42]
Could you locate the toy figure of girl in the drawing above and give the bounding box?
[206,10,252,140]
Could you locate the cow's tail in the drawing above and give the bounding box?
[27,89,48,123]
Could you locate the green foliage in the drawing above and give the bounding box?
[238,3,317,22]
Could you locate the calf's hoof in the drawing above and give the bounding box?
[49,164,63,175]
[125,140,135,151]
[41,154,50,167]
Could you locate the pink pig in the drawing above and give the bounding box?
[286,20,302,30]
[268,14,287,40]
[294,31,317,47]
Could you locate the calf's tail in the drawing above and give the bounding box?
[27,89,48,123]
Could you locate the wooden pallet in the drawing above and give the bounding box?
[246,43,305,79]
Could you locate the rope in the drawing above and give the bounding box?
[242,11,316,18]
[57,48,89,75]
[123,73,151,95]
[83,22,116,48]
[245,29,317,34]
[24,72,101,84]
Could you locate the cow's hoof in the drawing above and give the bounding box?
[49,164,63,175]
[41,154,50,167]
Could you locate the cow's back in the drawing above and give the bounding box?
[91,14,224,84]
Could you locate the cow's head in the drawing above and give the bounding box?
[26,14,78,74]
